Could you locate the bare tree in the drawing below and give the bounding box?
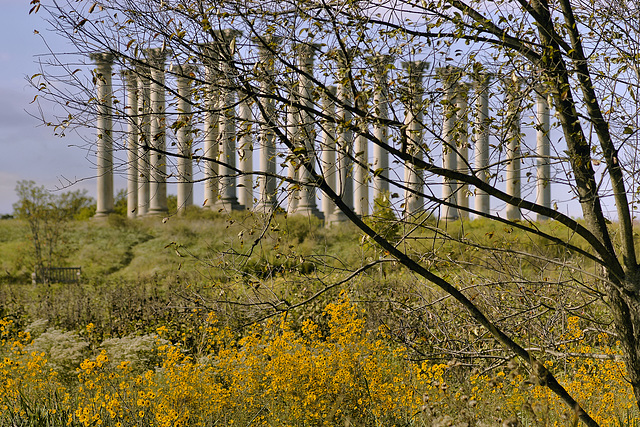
[29,0,640,423]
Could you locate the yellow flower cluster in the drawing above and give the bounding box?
[3,303,636,426]
[0,294,447,426]
[468,316,637,425]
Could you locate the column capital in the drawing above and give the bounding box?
[144,47,168,65]
[136,63,151,79]
[120,68,137,79]
[534,82,552,97]
[213,28,242,42]
[354,89,369,110]
[211,29,242,57]
[254,35,283,56]
[470,69,492,84]
[403,60,430,80]
[199,41,222,64]
[170,63,198,78]
[470,62,492,82]
[502,72,522,101]
[89,52,114,66]
[324,85,337,97]
[403,61,429,95]
[329,48,358,70]
[366,54,394,75]
[435,64,461,83]
[120,70,139,94]
[455,81,470,98]
[295,42,322,59]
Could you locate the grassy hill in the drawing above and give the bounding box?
[0,209,609,336]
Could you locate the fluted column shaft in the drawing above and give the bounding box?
[286,83,300,214]
[136,68,151,216]
[172,64,196,214]
[202,46,220,209]
[123,70,138,218]
[456,83,470,219]
[438,67,459,221]
[214,30,242,212]
[473,73,491,216]
[136,69,151,216]
[295,43,322,217]
[536,87,551,220]
[403,61,427,216]
[90,53,114,217]
[354,92,369,217]
[371,55,391,199]
[238,97,253,209]
[321,86,337,219]
[147,48,168,215]
[505,75,521,221]
[328,50,356,224]
[254,37,281,213]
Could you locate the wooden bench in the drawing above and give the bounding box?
[32,267,82,285]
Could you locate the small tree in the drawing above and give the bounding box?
[13,180,94,269]
[365,191,401,245]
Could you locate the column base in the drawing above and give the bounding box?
[93,210,114,219]
[326,209,349,225]
[254,196,276,215]
[214,198,243,213]
[146,208,169,217]
[438,209,459,222]
[294,205,324,220]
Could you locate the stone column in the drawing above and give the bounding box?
[90,53,114,217]
[455,83,470,219]
[200,43,221,209]
[536,86,551,220]
[294,43,322,218]
[437,66,459,221]
[136,67,151,217]
[321,86,337,219]
[473,72,491,216]
[286,82,300,214]
[237,96,253,210]
[403,61,428,217]
[353,91,369,217]
[146,48,168,215]
[122,70,138,218]
[504,74,521,221]
[214,29,242,212]
[328,49,357,224]
[171,64,196,214]
[254,36,281,214]
[370,55,392,200]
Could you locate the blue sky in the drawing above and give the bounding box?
[0,0,97,214]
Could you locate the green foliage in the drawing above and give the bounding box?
[12,180,94,269]
[365,190,401,243]
[113,188,128,216]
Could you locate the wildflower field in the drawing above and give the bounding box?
[0,293,636,426]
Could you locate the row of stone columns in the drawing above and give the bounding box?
[90,45,553,222]
[438,67,553,221]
